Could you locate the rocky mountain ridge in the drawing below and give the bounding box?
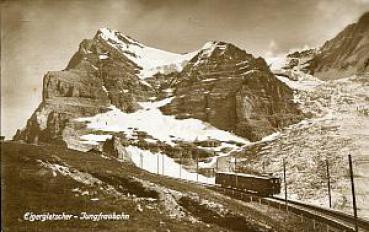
[162,41,302,141]
[276,12,369,81]
[14,27,303,167]
[12,11,369,151]
[308,12,369,80]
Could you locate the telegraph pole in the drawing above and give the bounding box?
[140,152,143,168]
[157,153,159,174]
[235,156,238,187]
[162,153,165,175]
[180,151,182,179]
[283,158,288,206]
[196,153,199,182]
[234,156,237,172]
[348,154,358,232]
[326,159,332,208]
[228,159,232,172]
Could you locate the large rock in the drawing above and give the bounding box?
[161,42,303,141]
[14,29,156,144]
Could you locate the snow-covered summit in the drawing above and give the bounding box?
[96,27,197,79]
[185,40,255,70]
[95,28,254,78]
[200,41,229,54]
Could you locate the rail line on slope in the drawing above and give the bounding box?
[153,173,369,232]
[208,185,369,232]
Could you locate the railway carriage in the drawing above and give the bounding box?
[215,172,281,196]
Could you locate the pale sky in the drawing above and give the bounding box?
[1,0,369,138]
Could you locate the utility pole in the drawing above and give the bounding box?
[326,159,332,208]
[235,156,238,188]
[180,151,182,179]
[140,152,143,169]
[157,153,159,174]
[283,158,288,206]
[348,154,358,232]
[196,153,199,182]
[234,156,237,172]
[228,159,232,172]
[162,153,165,175]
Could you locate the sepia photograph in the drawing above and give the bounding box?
[1,0,369,231]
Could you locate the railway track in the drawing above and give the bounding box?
[141,168,369,232]
[146,172,369,232]
[206,185,369,232]
[270,196,369,232]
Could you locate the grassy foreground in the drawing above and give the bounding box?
[1,141,295,232]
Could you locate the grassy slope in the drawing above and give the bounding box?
[1,141,300,232]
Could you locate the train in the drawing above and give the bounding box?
[215,172,281,196]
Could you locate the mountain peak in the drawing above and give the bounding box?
[356,11,369,32]
[94,28,254,78]
[94,27,196,79]
[184,40,254,72]
[199,40,241,55]
[307,11,369,79]
[358,11,369,24]
[201,40,229,49]
[96,27,143,47]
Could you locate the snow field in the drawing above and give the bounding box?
[76,97,248,146]
[98,28,197,79]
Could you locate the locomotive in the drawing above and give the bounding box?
[215,172,281,196]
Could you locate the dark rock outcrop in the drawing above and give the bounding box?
[161,42,303,141]
[308,12,369,80]
[14,29,155,144]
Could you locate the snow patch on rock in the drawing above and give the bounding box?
[76,97,248,146]
[97,27,197,79]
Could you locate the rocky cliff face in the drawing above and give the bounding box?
[14,28,303,150]
[308,12,369,80]
[14,28,189,145]
[161,42,303,141]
